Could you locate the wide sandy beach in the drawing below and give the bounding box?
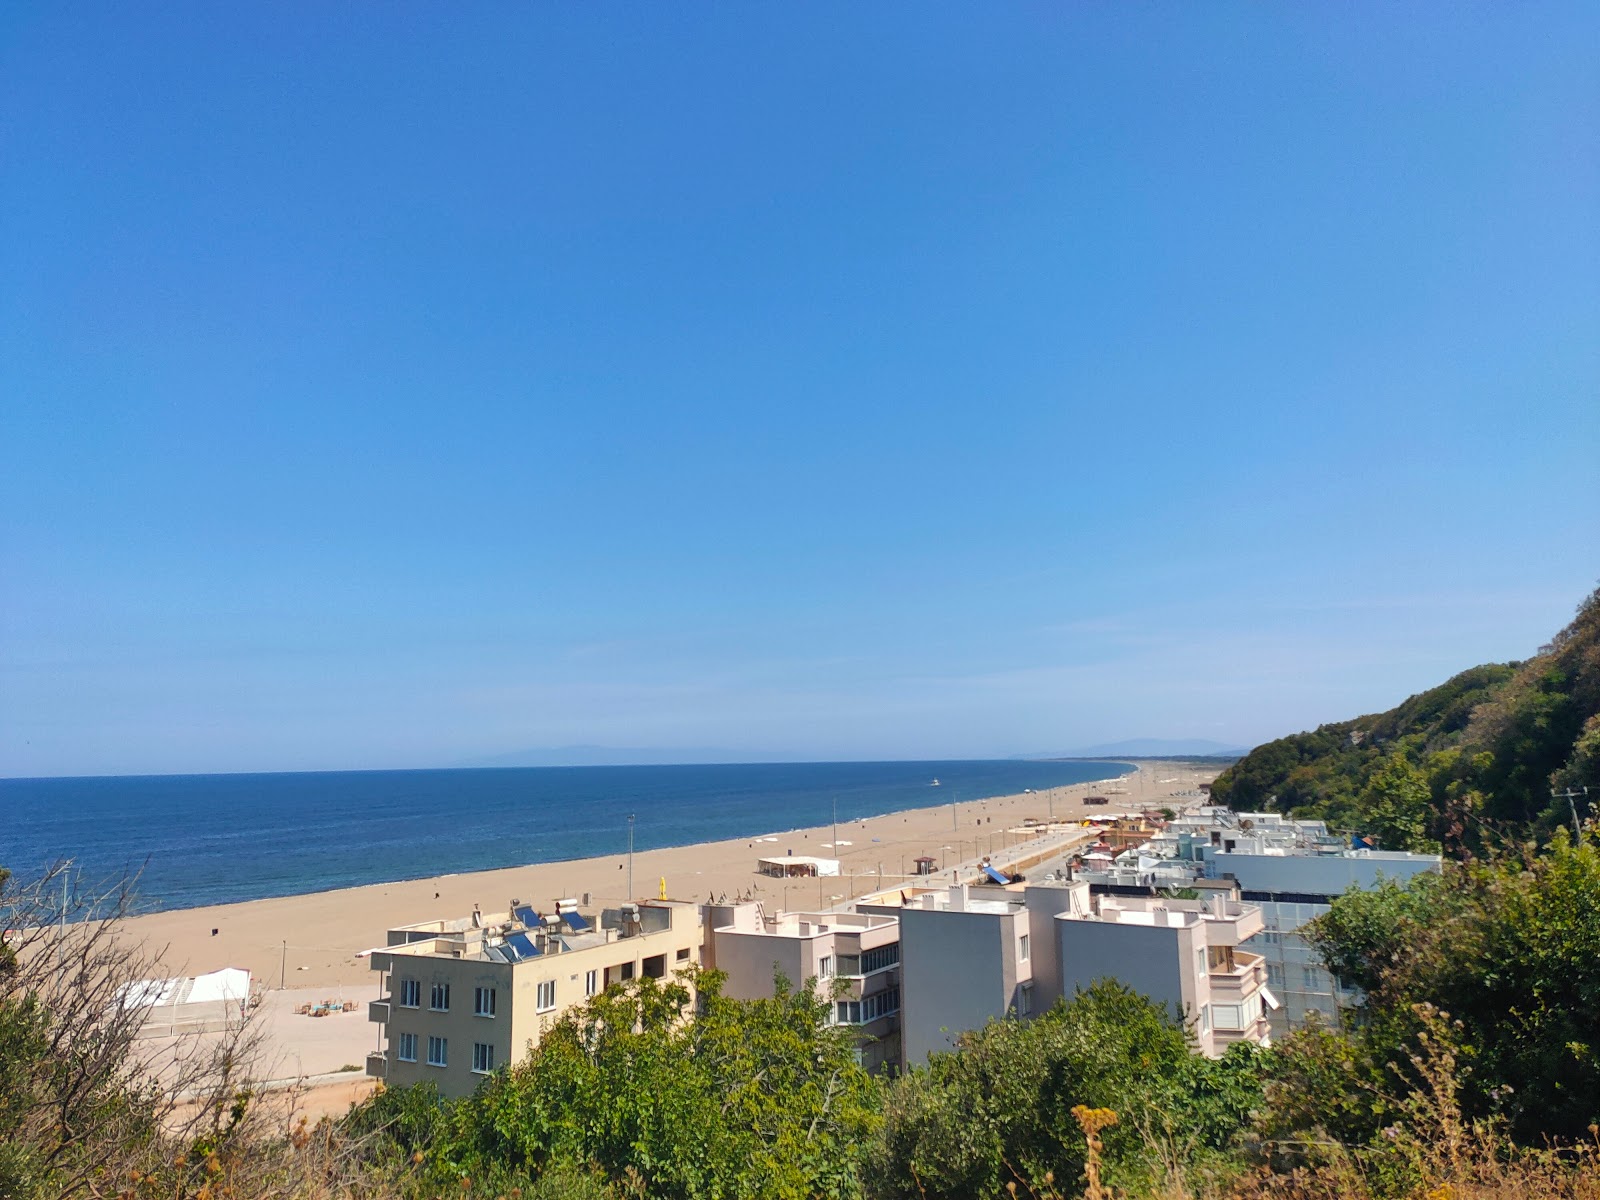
[123,760,1218,993]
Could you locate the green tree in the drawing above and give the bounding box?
[868,981,1269,1199]
[1303,834,1600,1143]
[368,967,879,1200]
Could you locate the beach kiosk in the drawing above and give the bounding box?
[911,855,937,876]
[755,855,840,879]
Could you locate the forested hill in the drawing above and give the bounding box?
[1209,585,1600,852]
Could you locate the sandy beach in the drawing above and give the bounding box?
[122,760,1217,993]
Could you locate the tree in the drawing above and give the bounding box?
[368,967,880,1199]
[0,863,261,1200]
[868,981,1269,1199]
[1303,834,1600,1142]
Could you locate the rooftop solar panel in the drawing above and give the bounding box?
[982,865,1009,885]
[506,931,541,959]
[483,944,509,964]
[513,905,538,927]
[561,910,590,932]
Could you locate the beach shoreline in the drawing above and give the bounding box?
[120,759,1220,992]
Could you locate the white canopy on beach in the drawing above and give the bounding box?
[756,855,841,878]
[116,966,251,1010]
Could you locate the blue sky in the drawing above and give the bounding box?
[3,5,1597,777]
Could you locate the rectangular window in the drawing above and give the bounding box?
[398,979,421,1008]
[396,1032,418,1062]
[860,943,900,975]
[429,983,450,1012]
[620,961,635,981]
[474,986,496,1017]
[818,956,833,978]
[1197,947,1208,978]
[643,954,666,979]
[676,947,691,962]
[1018,984,1033,1016]
[585,969,599,997]
[1018,934,1030,962]
[835,999,861,1025]
[426,1036,447,1067]
[472,1042,495,1074]
[1212,1003,1244,1031]
[862,987,900,1022]
[536,979,556,1012]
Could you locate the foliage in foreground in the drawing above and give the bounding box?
[346,967,880,1200]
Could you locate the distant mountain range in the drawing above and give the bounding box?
[1030,738,1252,760]
[468,745,798,768]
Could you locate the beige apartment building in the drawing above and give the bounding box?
[705,903,903,1074]
[365,897,703,1097]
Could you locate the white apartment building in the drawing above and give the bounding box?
[1069,806,1441,1034]
[365,897,703,1098]
[704,903,903,1073]
[867,880,1271,1066]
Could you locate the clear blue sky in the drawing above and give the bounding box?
[3,5,1597,777]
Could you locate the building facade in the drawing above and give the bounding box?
[705,903,903,1073]
[365,898,703,1098]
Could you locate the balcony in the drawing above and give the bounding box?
[365,1051,388,1079]
[1208,949,1267,996]
[368,999,390,1024]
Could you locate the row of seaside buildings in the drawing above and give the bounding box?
[364,806,1439,1098]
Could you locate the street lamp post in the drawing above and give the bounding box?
[627,814,636,900]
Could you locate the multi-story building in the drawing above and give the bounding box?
[365,897,703,1097]
[1068,806,1441,1035]
[704,903,903,1073]
[1055,891,1270,1056]
[866,879,1270,1066]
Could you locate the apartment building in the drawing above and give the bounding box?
[1070,806,1441,1035]
[365,897,703,1098]
[1056,892,1270,1056]
[870,880,1271,1065]
[705,903,903,1073]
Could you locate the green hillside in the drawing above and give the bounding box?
[1210,585,1600,852]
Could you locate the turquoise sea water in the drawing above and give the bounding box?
[0,759,1132,913]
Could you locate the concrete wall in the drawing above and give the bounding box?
[1024,882,1089,1012]
[1209,852,1439,896]
[1056,917,1187,1026]
[897,904,1025,1066]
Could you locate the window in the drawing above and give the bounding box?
[396,1032,418,1062]
[860,943,900,974]
[398,979,421,1008]
[1197,947,1209,978]
[536,979,556,1012]
[429,983,450,1012]
[585,969,599,997]
[620,961,635,981]
[474,986,496,1017]
[1212,1003,1244,1031]
[1197,1005,1211,1035]
[643,954,666,980]
[1018,934,1030,962]
[838,988,901,1025]
[426,1036,447,1067]
[676,946,691,962]
[818,956,834,978]
[472,1042,495,1074]
[1018,984,1033,1016]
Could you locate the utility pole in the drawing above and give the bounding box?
[1553,787,1590,835]
[627,814,636,900]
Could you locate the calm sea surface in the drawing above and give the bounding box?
[0,760,1131,913]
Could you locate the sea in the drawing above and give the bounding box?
[0,759,1132,914]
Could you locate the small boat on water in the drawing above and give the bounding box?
[930,778,941,786]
